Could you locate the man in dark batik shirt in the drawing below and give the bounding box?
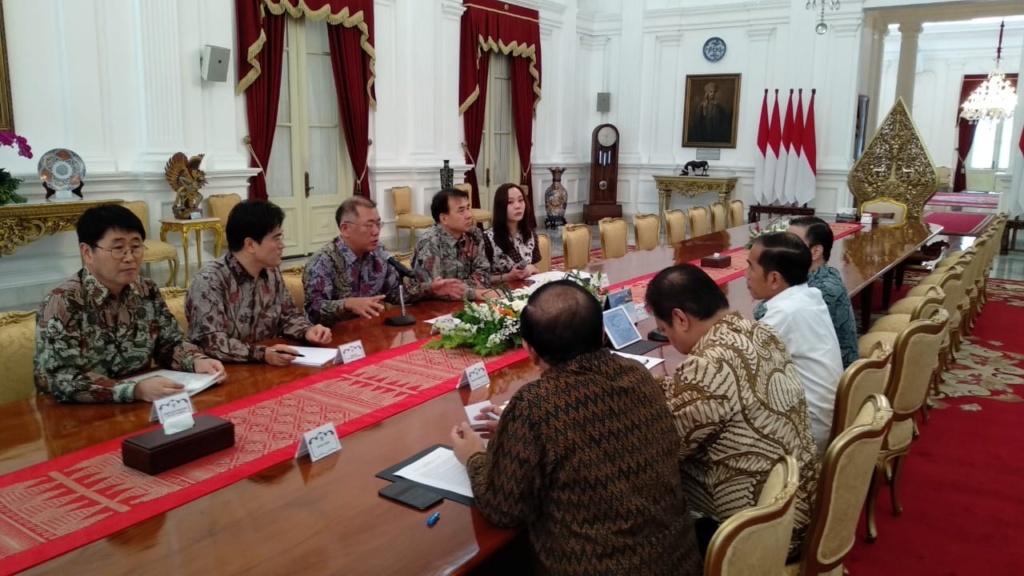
[410,188,494,301]
[303,196,463,325]
[35,205,223,403]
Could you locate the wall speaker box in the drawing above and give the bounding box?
[597,92,611,112]
[201,45,231,82]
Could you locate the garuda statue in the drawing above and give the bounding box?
[165,152,208,219]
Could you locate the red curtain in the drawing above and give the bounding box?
[236,0,285,200]
[326,1,375,198]
[236,0,376,200]
[459,0,542,210]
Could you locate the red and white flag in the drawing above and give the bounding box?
[784,90,805,205]
[753,89,770,205]
[764,90,782,204]
[797,89,818,206]
[775,90,794,204]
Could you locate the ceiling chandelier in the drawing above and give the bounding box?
[960,20,1018,123]
[806,0,840,35]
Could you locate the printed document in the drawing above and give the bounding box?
[394,446,474,498]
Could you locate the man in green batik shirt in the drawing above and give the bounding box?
[753,216,859,368]
[410,188,495,301]
[34,205,223,404]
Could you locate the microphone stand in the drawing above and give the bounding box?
[385,283,416,326]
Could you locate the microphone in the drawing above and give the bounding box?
[387,256,416,279]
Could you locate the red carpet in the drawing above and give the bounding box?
[926,192,999,210]
[846,279,1024,575]
[923,212,996,236]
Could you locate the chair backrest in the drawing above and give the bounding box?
[710,202,728,232]
[704,455,800,576]
[536,233,552,272]
[860,198,908,225]
[159,287,189,337]
[598,217,628,259]
[207,193,241,225]
[633,213,661,251]
[0,311,37,405]
[907,292,944,322]
[800,394,893,576]
[689,206,710,238]
[729,200,745,228]
[393,251,413,270]
[829,353,891,442]
[123,201,151,235]
[454,183,473,195]
[885,311,948,426]
[391,186,414,216]
[665,209,687,244]
[282,265,305,309]
[562,224,593,271]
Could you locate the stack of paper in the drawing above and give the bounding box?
[285,346,341,367]
[394,447,474,498]
[138,369,225,397]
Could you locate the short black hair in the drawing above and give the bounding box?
[335,196,377,226]
[520,280,604,365]
[755,232,812,287]
[789,216,834,261]
[226,200,285,253]
[430,188,470,223]
[77,204,146,246]
[645,264,729,324]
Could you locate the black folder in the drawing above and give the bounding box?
[376,444,475,506]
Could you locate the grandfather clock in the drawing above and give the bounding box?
[583,123,622,223]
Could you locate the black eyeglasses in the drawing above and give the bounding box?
[94,244,147,259]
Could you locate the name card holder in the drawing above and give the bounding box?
[457,361,490,390]
[339,340,366,364]
[296,422,343,462]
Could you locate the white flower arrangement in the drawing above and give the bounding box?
[746,218,790,248]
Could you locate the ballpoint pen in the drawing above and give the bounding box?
[427,512,441,527]
[274,350,306,357]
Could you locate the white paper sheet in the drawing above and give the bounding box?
[286,346,340,367]
[394,446,474,498]
[140,369,224,396]
[611,350,665,371]
[524,270,591,284]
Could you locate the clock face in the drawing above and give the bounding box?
[703,37,726,62]
[597,126,617,147]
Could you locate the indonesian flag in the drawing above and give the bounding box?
[775,90,794,204]
[764,90,782,205]
[784,90,805,205]
[753,89,770,205]
[797,89,818,206]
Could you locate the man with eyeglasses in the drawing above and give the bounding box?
[303,196,463,325]
[35,204,224,403]
[186,200,332,366]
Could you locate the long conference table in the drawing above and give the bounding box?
[0,220,941,575]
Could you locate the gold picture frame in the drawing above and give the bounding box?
[682,73,741,149]
[0,1,13,132]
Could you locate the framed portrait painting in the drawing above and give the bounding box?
[682,74,741,149]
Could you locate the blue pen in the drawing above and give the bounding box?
[426,512,441,527]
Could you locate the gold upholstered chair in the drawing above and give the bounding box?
[729,200,745,228]
[689,206,710,238]
[598,217,628,260]
[710,201,728,232]
[159,287,189,337]
[633,214,661,251]
[207,193,241,258]
[829,351,892,443]
[562,224,592,271]
[860,198,908,225]
[0,311,38,404]
[536,233,552,272]
[392,186,433,251]
[935,166,952,193]
[864,312,947,543]
[665,209,687,244]
[704,455,799,576]
[123,201,180,287]
[786,394,893,576]
[454,183,492,229]
[282,264,305,309]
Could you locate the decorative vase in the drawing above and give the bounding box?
[544,167,567,229]
[439,159,454,189]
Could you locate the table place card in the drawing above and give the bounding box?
[295,422,343,462]
[152,392,196,435]
[860,214,874,226]
[457,361,490,390]
[634,305,650,322]
[338,340,366,364]
[599,274,611,289]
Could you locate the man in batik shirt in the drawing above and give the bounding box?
[186,200,332,367]
[646,264,819,558]
[410,188,494,301]
[35,205,223,403]
[303,196,463,325]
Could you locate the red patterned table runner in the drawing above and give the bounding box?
[0,222,862,574]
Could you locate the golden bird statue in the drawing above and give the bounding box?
[165,152,208,219]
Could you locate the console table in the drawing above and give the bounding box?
[0,199,124,257]
[652,175,737,235]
